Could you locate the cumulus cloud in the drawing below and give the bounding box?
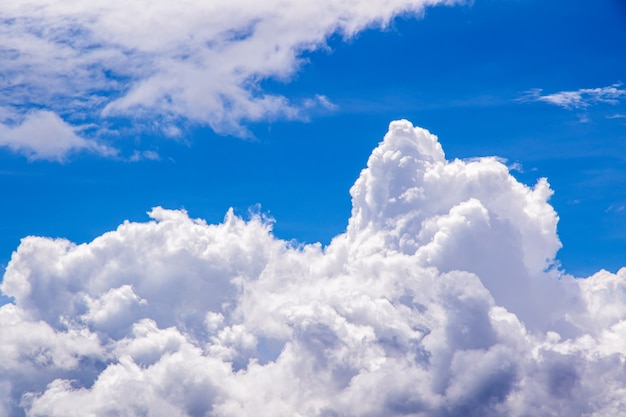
[0,0,462,157]
[2,120,626,416]
[523,83,626,109]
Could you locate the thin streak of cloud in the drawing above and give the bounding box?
[521,83,626,109]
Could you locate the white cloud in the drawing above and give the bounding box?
[128,149,160,162]
[0,0,462,150]
[2,120,626,416]
[523,83,626,109]
[0,110,116,161]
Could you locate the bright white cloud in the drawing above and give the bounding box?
[524,83,626,109]
[0,0,462,159]
[2,120,626,416]
[0,110,116,161]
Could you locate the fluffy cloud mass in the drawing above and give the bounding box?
[2,120,626,416]
[0,0,460,159]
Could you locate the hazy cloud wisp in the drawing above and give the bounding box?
[523,83,626,109]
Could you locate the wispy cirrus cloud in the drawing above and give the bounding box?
[521,83,626,109]
[0,0,463,161]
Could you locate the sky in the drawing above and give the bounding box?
[1,0,625,277]
[1,0,626,416]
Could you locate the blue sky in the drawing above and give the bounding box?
[3,2,626,415]
[2,0,624,277]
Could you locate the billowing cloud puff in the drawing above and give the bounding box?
[0,0,462,159]
[2,120,626,416]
